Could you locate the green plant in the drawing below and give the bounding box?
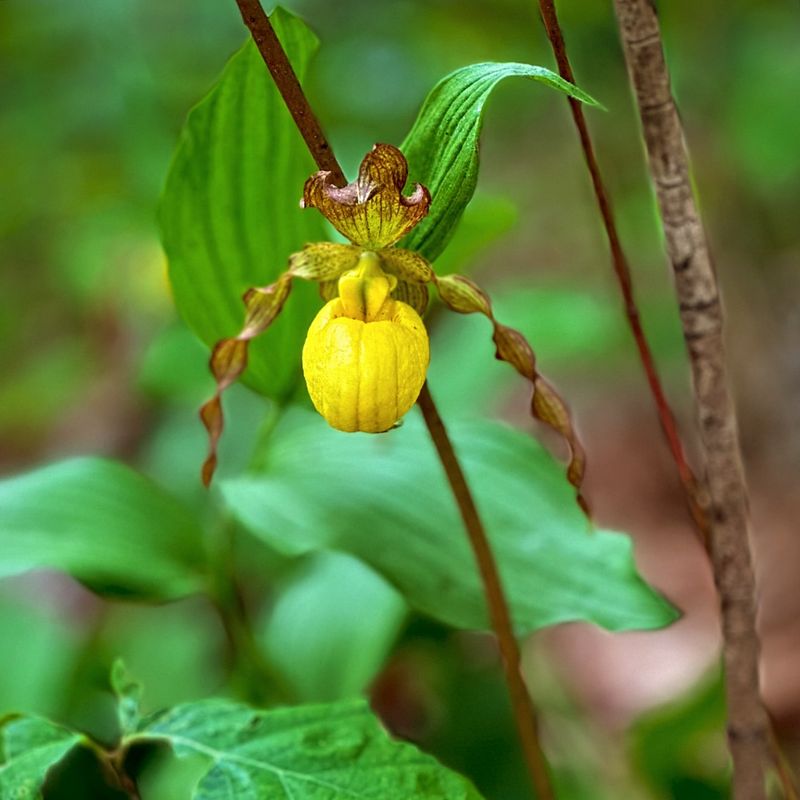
[2,3,745,799]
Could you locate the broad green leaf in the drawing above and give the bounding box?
[136,698,483,799]
[0,716,83,798]
[401,62,598,261]
[221,410,676,634]
[0,458,206,600]
[160,7,326,401]
[260,552,407,702]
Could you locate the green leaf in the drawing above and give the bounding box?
[0,458,206,600]
[136,698,483,799]
[260,552,407,702]
[0,716,83,799]
[401,62,598,261]
[428,284,625,416]
[0,593,83,720]
[221,410,677,634]
[629,672,728,799]
[429,193,518,278]
[159,7,327,401]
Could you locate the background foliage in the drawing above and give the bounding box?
[1,0,798,797]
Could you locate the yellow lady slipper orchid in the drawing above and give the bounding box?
[200,143,585,510]
[302,252,429,433]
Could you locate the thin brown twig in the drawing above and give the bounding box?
[100,748,141,800]
[233,0,346,187]
[417,382,554,800]
[535,0,709,546]
[233,2,555,796]
[612,1,768,797]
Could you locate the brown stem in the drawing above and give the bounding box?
[535,0,709,545]
[417,382,554,800]
[771,721,800,800]
[234,3,555,796]
[102,748,141,800]
[612,1,768,797]
[233,0,346,186]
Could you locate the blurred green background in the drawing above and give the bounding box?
[1,0,799,797]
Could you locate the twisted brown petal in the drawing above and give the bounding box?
[200,273,293,486]
[434,273,589,516]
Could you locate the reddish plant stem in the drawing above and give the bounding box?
[233,0,346,186]
[536,0,709,544]
[233,2,555,797]
[417,382,554,800]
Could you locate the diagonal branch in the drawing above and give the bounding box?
[233,1,555,797]
[417,382,554,799]
[233,0,346,186]
[535,0,709,544]
[611,1,768,797]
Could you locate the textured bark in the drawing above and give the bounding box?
[233,0,346,186]
[612,1,768,797]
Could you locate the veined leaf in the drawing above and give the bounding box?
[0,716,83,798]
[0,458,206,600]
[159,7,326,401]
[401,62,598,261]
[136,698,483,799]
[221,410,677,635]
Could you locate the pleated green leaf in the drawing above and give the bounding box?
[221,410,677,635]
[401,62,598,261]
[137,698,483,799]
[0,458,206,600]
[159,7,326,400]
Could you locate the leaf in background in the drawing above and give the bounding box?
[260,552,407,702]
[427,285,628,416]
[0,592,84,720]
[0,458,206,600]
[136,698,483,799]
[629,672,729,800]
[401,62,598,261]
[159,7,326,401]
[221,410,677,635]
[429,193,518,278]
[0,716,83,798]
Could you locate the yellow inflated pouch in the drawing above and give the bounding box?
[302,252,429,433]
